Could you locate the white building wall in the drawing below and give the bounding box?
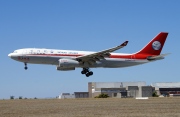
[58,93,75,99]
[94,82,146,89]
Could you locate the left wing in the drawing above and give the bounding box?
[76,41,128,64]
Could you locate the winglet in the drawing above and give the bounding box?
[120,41,128,46]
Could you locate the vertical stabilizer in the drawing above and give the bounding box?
[135,32,168,55]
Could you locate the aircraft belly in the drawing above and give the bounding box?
[89,61,106,68]
[16,55,148,68]
[27,56,59,65]
[102,59,148,68]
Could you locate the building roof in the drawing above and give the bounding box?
[151,82,180,88]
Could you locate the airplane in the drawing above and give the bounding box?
[8,32,169,77]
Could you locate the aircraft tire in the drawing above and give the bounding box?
[24,67,28,70]
[81,71,86,74]
[86,73,89,77]
[89,71,93,75]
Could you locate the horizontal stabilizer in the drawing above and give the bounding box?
[147,53,170,60]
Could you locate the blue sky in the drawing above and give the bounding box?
[0,0,180,99]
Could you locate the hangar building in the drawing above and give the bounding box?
[88,82,154,98]
[151,82,180,96]
[59,82,180,99]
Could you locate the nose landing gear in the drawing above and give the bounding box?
[24,63,28,70]
[81,68,93,77]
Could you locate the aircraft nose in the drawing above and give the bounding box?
[8,53,11,57]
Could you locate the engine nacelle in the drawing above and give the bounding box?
[56,59,79,71]
[56,66,75,71]
[59,59,79,67]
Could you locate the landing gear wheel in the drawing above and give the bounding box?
[81,68,88,74]
[81,70,86,74]
[86,73,90,77]
[81,68,93,77]
[89,71,93,75]
[85,71,93,77]
[24,63,28,70]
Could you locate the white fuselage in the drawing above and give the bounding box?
[8,48,149,68]
[7,32,168,77]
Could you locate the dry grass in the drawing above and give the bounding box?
[0,98,180,117]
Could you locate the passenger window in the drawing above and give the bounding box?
[37,50,40,53]
[30,50,33,54]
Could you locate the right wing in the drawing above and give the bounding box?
[76,41,128,64]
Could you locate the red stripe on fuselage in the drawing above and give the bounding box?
[26,53,153,60]
[110,54,152,59]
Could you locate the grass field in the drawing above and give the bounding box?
[0,97,180,117]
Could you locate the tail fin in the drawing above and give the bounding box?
[136,32,168,55]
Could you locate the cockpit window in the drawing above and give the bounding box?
[14,51,18,53]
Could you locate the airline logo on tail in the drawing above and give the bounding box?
[152,41,161,50]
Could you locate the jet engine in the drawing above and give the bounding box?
[56,66,75,71]
[56,59,79,71]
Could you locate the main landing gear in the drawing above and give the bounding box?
[24,63,28,70]
[81,68,93,77]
